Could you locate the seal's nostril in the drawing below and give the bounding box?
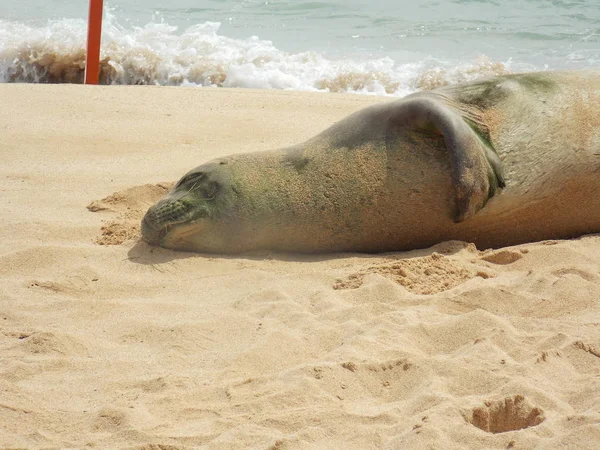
[158,225,167,242]
[141,215,163,245]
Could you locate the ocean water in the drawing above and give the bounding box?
[0,0,598,95]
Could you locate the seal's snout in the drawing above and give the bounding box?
[141,197,195,246]
[141,214,166,245]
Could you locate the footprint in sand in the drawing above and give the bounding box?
[334,253,487,294]
[10,331,88,356]
[93,408,130,432]
[467,394,545,433]
[479,249,523,265]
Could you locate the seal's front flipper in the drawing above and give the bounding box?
[387,94,505,222]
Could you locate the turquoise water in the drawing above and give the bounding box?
[1,0,599,94]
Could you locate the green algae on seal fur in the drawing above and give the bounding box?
[142,70,600,253]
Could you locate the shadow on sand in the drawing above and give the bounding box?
[126,238,476,266]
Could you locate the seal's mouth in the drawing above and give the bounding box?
[141,195,197,246]
[141,213,207,250]
[141,215,168,246]
[141,197,212,247]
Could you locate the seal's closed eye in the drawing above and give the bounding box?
[176,171,205,188]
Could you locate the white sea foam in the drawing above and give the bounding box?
[0,10,513,95]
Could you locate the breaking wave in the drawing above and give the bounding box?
[0,10,512,96]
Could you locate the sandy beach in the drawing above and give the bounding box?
[1,84,599,449]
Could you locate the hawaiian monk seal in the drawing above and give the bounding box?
[142,70,600,253]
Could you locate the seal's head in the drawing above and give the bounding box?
[141,160,234,252]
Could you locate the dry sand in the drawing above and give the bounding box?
[1,84,599,449]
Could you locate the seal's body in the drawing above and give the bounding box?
[142,71,600,253]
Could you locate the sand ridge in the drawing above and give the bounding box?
[1,84,599,449]
[87,182,173,245]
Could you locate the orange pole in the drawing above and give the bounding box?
[85,0,104,84]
